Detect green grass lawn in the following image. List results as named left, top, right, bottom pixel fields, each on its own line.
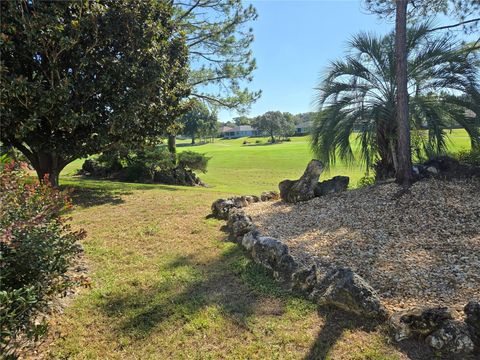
left=45, top=179, right=421, bottom=359
left=62, top=129, right=471, bottom=195
left=46, top=130, right=471, bottom=358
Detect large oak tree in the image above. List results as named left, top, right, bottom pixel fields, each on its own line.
left=1, top=0, right=190, bottom=186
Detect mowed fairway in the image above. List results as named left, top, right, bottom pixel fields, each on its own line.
left=62, top=129, right=472, bottom=195
left=47, top=131, right=471, bottom=359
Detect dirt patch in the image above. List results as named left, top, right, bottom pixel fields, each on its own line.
left=245, top=179, right=480, bottom=316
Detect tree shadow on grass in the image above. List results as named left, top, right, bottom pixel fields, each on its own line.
left=67, top=186, right=130, bottom=208
left=99, top=245, right=292, bottom=341
left=304, top=307, right=378, bottom=360
left=63, top=179, right=180, bottom=208
left=305, top=307, right=435, bottom=360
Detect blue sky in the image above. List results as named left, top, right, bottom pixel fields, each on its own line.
left=217, top=0, right=471, bottom=122
left=218, top=0, right=393, bottom=122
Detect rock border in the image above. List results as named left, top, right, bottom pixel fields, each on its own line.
left=211, top=192, right=480, bottom=356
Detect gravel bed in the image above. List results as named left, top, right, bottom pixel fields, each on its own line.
left=245, top=179, right=480, bottom=315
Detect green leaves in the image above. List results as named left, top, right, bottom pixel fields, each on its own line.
left=174, top=0, right=260, bottom=110
left=1, top=0, right=190, bottom=182
left=0, top=166, right=85, bottom=354
left=312, top=23, right=479, bottom=176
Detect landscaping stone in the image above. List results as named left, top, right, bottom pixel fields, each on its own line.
left=260, top=191, right=279, bottom=201
left=154, top=167, right=204, bottom=186
left=245, top=179, right=480, bottom=315
left=250, top=236, right=291, bottom=272
left=311, top=267, right=387, bottom=319
left=244, top=195, right=260, bottom=204
left=314, top=175, right=349, bottom=197
left=279, top=160, right=324, bottom=203
left=425, top=320, right=475, bottom=354
left=419, top=155, right=480, bottom=179
left=211, top=198, right=236, bottom=220
left=211, top=196, right=255, bottom=220
left=465, top=300, right=480, bottom=347
left=242, top=230, right=260, bottom=251
left=389, top=307, right=453, bottom=341
left=292, top=264, right=318, bottom=294
left=218, top=184, right=478, bottom=356
left=227, top=209, right=255, bottom=242
left=231, top=196, right=249, bottom=208
left=273, top=253, right=299, bottom=282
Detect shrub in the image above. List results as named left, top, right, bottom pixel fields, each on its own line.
left=0, top=164, right=85, bottom=355
left=81, top=147, right=210, bottom=184
left=357, top=175, right=376, bottom=188
left=126, top=146, right=175, bottom=181
left=455, top=149, right=480, bottom=166
left=177, top=151, right=210, bottom=173
left=255, top=139, right=262, bottom=144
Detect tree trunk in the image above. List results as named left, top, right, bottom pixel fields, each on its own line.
left=31, top=152, right=65, bottom=187
left=375, top=122, right=396, bottom=180
left=191, top=135, right=195, bottom=145
left=167, top=134, right=176, bottom=154
left=394, top=0, right=413, bottom=186
left=10, top=141, right=66, bottom=187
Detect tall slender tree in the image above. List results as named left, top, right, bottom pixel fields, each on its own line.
left=395, top=0, right=413, bottom=185
left=363, top=0, right=479, bottom=185
left=166, top=0, right=261, bottom=153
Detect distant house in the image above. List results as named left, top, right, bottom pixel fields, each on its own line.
left=220, top=125, right=261, bottom=139
left=295, top=121, right=312, bottom=135
left=218, top=125, right=234, bottom=137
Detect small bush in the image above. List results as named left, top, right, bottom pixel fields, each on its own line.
left=81, top=147, right=210, bottom=184
left=0, top=164, right=85, bottom=355
left=255, top=140, right=262, bottom=144
left=357, top=175, right=375, bottom=188
left=455, top=149, right=480, bottom=166
left=177, top=151, right=210, bottom=173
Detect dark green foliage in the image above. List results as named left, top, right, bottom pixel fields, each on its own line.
left=177, top=151, right=211, bottom=174
left=233, top=116, right=252, bottom=126
left=357, top=175, right=376, bottom=188
left=455, top=149, right=480, bottom=166
left=252, top=111, right=295, bottom=142
left=175, top=0, right=260, bottom=110
left=0, top=0, right=190, bottom=186
left=180, top=101, right=218, bottom=144
left=0, top=164, right=85, bottom=355
left=363, top=0, right=480, bottom=35
left=127, top=147, right=176, bottom=182
left=82, top=147, right=210, bottom=184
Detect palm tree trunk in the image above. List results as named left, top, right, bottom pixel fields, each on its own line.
left=395, top=0, right=413, bottom=186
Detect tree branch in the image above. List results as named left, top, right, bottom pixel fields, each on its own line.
left=427, top=17, right=480, bottom=32
left=191, top=93, right=238, bottom=108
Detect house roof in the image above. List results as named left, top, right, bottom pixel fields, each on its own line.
left=465, top=109, right=476, bottom=118
left=296, top=121, right=313, bottom=128
left=222, top=125, right=256, bottom=132
left=219, top=125, right=233, bottom=132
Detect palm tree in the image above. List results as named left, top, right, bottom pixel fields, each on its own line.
left=311, top=24, right=479, bottom=179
